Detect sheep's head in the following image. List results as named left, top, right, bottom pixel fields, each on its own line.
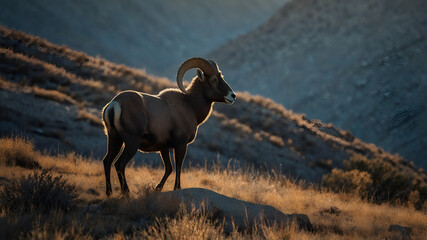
left=177, top=57, right=236, bottom=104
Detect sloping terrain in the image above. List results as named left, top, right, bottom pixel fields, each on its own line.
left=210, top=0, right=427, bottom=167
left=0, top=25, right=425, bottom=188
left=1, top=137, right=426, bottom=239
left=0, top=0, right=287, bottom=78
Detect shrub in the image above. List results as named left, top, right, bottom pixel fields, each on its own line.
left=0, top=170, right=78, bottom=213
left=0, top=137, right=41, bottom=169
left=323, top=154, right=426, bottom=207
left=322, top=169, right=372, bottom=195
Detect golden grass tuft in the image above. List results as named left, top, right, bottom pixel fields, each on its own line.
left=0, top=137, right=41, bottom=169
left=32, top=86, right=77, bottom=105
left=78, top=108, right=103, bottom=126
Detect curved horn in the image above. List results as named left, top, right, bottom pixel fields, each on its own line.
left=208, top=60, right=220, bottom=72
left=176, top=57, right=217, bottom=94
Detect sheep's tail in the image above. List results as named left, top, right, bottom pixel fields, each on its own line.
left=102, top=101, right=121, bottom=135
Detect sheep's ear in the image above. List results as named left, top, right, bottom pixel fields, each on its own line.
left=197, top=69, right=206, bottom=81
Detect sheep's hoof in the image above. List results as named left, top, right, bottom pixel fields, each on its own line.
left=155, top=185, right=163, bottom=192
left=120, top=189, right=130, bottom=198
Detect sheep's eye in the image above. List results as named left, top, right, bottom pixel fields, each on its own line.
left=209, top=77, right=218, bottom=85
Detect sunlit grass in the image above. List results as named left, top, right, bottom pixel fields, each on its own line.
left=0, top=137, right=41, bottom=169
left=1, top=136, right=426, bottom=239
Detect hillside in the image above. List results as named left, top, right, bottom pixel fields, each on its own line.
left=1, top=26, right=426, bottom=209
left=1, top=137, right=426, bottom=239
left=210, top=0, right=427, bottom=168
left=0, top=0, right=287, bottom=79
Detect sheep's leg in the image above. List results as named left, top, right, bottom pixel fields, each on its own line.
left=155, top=149, right=172, bottom=191
left=114, top=141, right=139, bottom=197
left=103, top=131, right=123, bottom=197
left=173, top=145, right=187, bottom=190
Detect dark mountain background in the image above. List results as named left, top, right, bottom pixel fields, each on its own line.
left=0, top=0, right=287, bottom=78
left=210, top=0, right=427, bottom=168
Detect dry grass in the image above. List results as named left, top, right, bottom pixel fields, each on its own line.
left=0, top=137, right=41, bottom=169
left=139, top=206, right=224, bottom=240
left=0, top=78, right=76, bottom=106
left=1, top=25, right=173, bottom=96
left=0, top=137, right=426, bottom=239
left=0, top=170, right=78, bottom=213
left=213, top=111, right=285, bottom=147
left=0, top=47, right=106, bottom=91
left=32, top=86, right=77, bottom=105
left=235, top=91, right=392, bottom=158
left=78, top=108, right=103, bottom=126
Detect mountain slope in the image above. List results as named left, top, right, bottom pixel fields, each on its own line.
left=210, top=0, right=427, bottom=167
left=0, top=25, right=424, bottom=187
left=0, top=0, right=287, bottom=79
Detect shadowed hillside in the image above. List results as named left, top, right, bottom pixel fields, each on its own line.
left=1, top=26, right=426, bottom=208
left=0, top=0, right=287, bottom=79
left=211, top=0, right=427, bottom=168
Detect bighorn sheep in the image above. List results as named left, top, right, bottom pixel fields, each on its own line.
left=102, top=57, right=236, bottom=196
